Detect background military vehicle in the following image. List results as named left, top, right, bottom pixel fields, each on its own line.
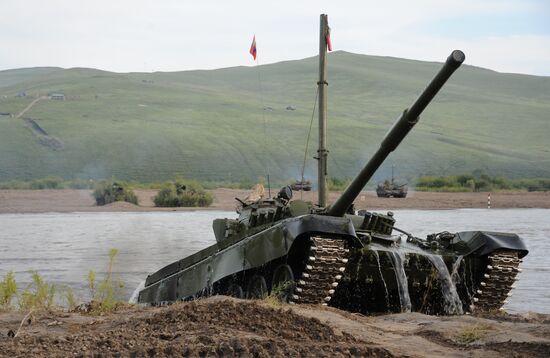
left=291, top=179, right=312, bottom=192
left=376, top=166, right=408, bottom=198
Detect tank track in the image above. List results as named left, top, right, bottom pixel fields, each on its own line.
left=470, top=250, right=522, bottom=311
left=289, top=237, right=349, bottom=305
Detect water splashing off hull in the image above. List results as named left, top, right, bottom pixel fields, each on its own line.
left=129, top=280, right=146, bottom=304
left=387, top=250, right=412, bottom=312
left=451, top=255, right=464, bottom=283
left=373, top=250, right=390, bottom=309
left=426, top=255, right=464, bottom=315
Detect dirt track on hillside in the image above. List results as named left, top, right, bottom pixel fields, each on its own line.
left=0, top=189, right=548, bottom=214
left=0, top=297, right=549, bottom=357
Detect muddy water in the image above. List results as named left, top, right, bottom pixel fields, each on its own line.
left=0, top=209, right=548, bottom=313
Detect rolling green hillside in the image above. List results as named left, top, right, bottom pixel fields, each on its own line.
left=0, top=51, right=548, bottom=183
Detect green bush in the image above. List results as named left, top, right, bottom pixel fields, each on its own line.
left=92, top=180, right=138, bottom=206
left=29, top=176, right=64, bottom=189
left=154, top=180, right=213, bottom=207
left=327, top=177, right=352, bottom=191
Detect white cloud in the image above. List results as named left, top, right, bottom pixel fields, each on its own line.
left=360, top=34, right=550, bottom=76
left=464, top=35, right=550, bottom=75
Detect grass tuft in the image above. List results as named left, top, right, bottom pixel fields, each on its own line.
left=18, top=272, right=56, bottom=311
left=64, top=286, right=76, bottom=311
left=0, top=271, right=17, bottom=310
left=262, top=282, right=293, bottom=308
left=86, top=249, right=127, bottom=314
left=455, top=324, right=492, bottom=344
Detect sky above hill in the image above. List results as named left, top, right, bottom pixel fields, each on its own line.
left=1, top=0, right=548, bottom=75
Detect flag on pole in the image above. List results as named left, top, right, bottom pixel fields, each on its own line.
left=249, top=35, right=257, bottom=60
left=326, top=27, right=332, bottom=51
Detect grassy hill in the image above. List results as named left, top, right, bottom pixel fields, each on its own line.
left=0, top=51, right=548, bottom=183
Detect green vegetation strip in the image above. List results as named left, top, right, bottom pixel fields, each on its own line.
left=416, top=172, right=550, bottom=192
left=1, top=173, right=548, bottom=193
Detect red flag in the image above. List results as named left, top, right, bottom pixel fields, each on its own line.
left=325, top=27, right=332, bottom=51
left=249, top=35, right=257, bottom=60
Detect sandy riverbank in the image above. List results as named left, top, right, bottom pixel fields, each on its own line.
left=0, top=297, right=549, bottom=357
left=0, top=189, right=549, bottom=214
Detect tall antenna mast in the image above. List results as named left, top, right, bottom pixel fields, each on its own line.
left=317, top=14, right=329, bottom=207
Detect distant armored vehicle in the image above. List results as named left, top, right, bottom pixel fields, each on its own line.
left=291, top=180, right=312, bottom=191
left=376, top=166, right=407, bottom=198
left=138, top=15, right=527, bottom=315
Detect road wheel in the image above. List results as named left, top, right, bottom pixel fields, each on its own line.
left=226, top=283, right=244, bottom=298
left=271, top=264, right=295, bottom=303
left=246, top=275, right=268, bottom=299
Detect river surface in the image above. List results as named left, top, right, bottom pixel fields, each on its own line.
left=0, top=209, right=548, bottom=313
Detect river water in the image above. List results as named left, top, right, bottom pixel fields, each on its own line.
left=0, top=209, right=548, bottom=313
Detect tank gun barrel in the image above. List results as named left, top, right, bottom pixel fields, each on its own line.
left=328, top=50, right=465, bottom=216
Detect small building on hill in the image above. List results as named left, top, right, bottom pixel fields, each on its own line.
left=48, top=93, right=65, bottom=100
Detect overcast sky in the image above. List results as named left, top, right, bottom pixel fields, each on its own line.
left=1, top=0, right=548, bottom=75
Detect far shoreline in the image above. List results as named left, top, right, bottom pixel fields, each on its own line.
left=1, top=188, right=549, bottom=214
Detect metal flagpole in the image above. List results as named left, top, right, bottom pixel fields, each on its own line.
left=251, top=36, right=271, bottom=198
left=317, top=14, right=329, bottom=207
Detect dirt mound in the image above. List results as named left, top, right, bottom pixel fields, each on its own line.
left=1, top=298, right=550, bottom=357
left=0, top=299, right=392, bottom=357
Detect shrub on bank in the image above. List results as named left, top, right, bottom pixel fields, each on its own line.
left=154, top=181, right=213, bottom=207
left=92, top=180, right=138, bottom=206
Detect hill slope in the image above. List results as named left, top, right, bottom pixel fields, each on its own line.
left=0, top=52, right=548, bottom=182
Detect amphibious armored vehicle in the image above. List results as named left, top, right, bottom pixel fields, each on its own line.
left=291, top=180, right=312, bottom=192
left=138, top=15, right=527, bottom=314
left=376, top=166, right=408, bottom=198
left=376, top=181, right=407, bottom=198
